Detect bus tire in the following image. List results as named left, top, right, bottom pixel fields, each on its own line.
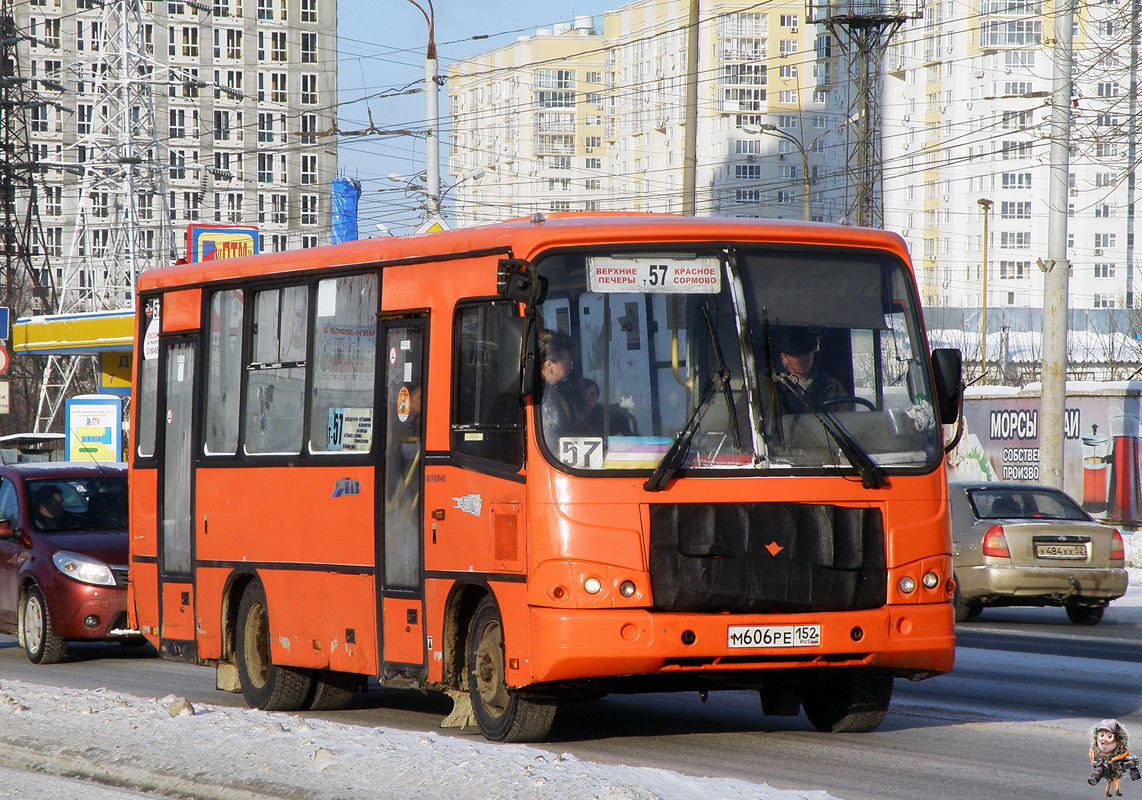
left=467, top=596, right=556, bottom=743
left=236, top=582, right=312, bottom=711
left=802, top=671, right=892, bottom=733
left=306, top=670, right=359, bottom=710
left=23, top=585, right=67, bottom=665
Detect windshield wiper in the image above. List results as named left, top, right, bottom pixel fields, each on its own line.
left=643, top=365, right=728, bottom=492
left=643, top=305, right=740, bottom=492
left=774, top=374, right=888, bottom=489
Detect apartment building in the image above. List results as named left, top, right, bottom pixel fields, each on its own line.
left=447, top=0, right=847, bottom=227
left=16, top=0, right=336, bottom=308
left=883, top=0, right=1137, bottom=311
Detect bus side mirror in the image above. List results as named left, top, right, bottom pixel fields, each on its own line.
left=497, top=316, right=539, bottom=397
left=931, top=348, right=963, bottom=425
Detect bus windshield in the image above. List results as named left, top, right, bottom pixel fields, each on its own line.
left=535, top=246, right=942, bottom=476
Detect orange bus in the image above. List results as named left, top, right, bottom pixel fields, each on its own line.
left=128, top=214, right=963, bottom=741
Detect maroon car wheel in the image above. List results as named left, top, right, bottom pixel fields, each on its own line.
left=23, top=586, right=67, bottom=665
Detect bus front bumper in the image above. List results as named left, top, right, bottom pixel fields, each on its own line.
left=524, top=603, right=954, bottom=686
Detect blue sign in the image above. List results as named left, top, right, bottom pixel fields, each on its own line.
left=0, top=307, right=8, bottom=340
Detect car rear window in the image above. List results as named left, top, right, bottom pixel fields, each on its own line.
left=968, top=488, right=1089, bottom=521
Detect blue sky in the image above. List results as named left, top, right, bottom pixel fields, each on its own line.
left=336, top=1, right=612, bottom=234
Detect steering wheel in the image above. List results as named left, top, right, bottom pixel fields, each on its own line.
left=820, top=396, right=876, bottom=411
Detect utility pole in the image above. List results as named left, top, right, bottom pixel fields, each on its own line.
left=406, top=0, right=440, bottom=220
left=1039, top=0, right=1075, bottom=489
left=681, top=0, right=699, bottom=216
left=978, top=198, right=992, bottom=382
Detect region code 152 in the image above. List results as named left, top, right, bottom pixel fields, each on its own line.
left=726, top=624, right=822, bottom=649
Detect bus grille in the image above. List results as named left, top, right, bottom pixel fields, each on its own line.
left=648, top=503, right=886, bottom=613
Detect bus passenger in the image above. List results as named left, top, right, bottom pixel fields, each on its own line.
left=539, top=330, right=585, bottom=449
left=774, top=327, right=846, bottom=413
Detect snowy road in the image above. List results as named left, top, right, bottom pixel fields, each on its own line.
left=0, top=566, right=1137, bottom=799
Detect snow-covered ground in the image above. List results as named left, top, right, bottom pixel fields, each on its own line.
left=0, top=542, right=1137, bottom=800
left=0, top=679, right=840, bottom=800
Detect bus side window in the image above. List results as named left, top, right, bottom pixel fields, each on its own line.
left=308, top=274, right=377, bottom=454
left=244, top=284, right=309, bottom=455
left=451, top=301, right=524, bottom=468
left=204, top=288, right=245, bottom=455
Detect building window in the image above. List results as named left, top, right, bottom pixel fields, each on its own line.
left=301, top=73, right=318, bottom=105
left=301, top=154, right=317, bottom=184
left=1001, top=172, right=1032, bottom=189
left=301, top=0, right=317, bottom=22
left=1094, top=293, right=1116, bottom=308
left=301, top=194, right=318, bottom=225
left=302, top=234, right=318, bottom=248
left=271, top=72, right=287, bottom=103
left=735, top=164, right=762, bottom=180
left=182, top=26, right=199, bottom=57
left=1000, top=201, right=1031, bottom=219
left=736, top=189, right=762, bottom=204
left=999, top=231, right=1031, bottom=249
left=258, top=112, right=274, bottom=142
left=301, top=32, right=317, bottom=63
left=257, top=0, right=272, bottom=19
left=1094, top=263, right=1116, bottom=278
left=271, top=30, right=287, bottom=61
left=1095, top=232, right=1117, bottom=250
left=258, top=153, right=274, bottom=183
left=271, top=193, right=287, bottom=224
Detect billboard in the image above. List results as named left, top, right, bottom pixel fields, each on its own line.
left=947, top=383, right=1142, bottom=525
left=66, top=395, right=124, bottom=462
left=186, top=225, right=259, bottom=262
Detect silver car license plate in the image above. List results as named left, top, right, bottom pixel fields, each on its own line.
left=1035, top=543, right=1087, bottom=560
left=727, top=624, right=821, bottom=649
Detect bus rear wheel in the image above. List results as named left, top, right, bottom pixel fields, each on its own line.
left=802, top=671, right=892, bottom=733
left=467, top=596, right=556, bottom=743
left=236, top=582, right=312, bottom=711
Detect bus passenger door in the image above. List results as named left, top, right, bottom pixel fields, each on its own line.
left=377, top=318, right=426, bottom=676
left=158, top=339, right=197, bottom=648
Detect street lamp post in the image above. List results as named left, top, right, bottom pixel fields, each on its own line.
left=406, top=0, right=440, bottom=219
left=757, top=124, right=812, bottom=222
left=977, top=197, right=993, bottom=382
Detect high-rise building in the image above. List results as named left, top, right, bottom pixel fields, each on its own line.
left=883, top=0, right=1139, bottom=313
left=447, top=0, right=849, bottom=227
left=14, top=0, right=337, bottom=309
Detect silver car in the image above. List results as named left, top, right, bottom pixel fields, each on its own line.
left=949, top=482, right=1129, bottom=625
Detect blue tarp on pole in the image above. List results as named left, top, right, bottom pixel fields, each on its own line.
left=331, top=177, right=362, bottom=244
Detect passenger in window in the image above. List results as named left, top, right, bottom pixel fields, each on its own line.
left=539, top=330, right=587, bottom=448
left=582, top=377, right=637, bottom=437
left=773, top=327, right=846, bottom=413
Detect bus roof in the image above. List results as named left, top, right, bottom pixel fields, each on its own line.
left=137, top=214, right=911, bottom=292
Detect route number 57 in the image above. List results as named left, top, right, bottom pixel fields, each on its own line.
left=559, top=437, right=604, bottom=469
left=647, top=263, right=669, bottom=286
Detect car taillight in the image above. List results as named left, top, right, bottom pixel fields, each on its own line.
left=1110, top=529, right=1125, bottom=561
left=982, top=524, right=1011, bottom=558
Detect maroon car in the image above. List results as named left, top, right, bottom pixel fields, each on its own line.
left=0, top=462, right=134, bottom=663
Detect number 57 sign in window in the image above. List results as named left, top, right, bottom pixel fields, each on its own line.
left=558, top=437, right=604, bottom=469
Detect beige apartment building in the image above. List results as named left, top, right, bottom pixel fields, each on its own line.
left=447, top=0, right=848, bottom=228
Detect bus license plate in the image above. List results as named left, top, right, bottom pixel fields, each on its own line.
left=1035, top=543, right=1087, bottom=560
left=727, top=624, right=821, bottom=649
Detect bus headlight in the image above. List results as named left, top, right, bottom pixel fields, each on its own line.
left=619, top=580, right=636, bottom=598
left=583, top=577, right=603, bottom=595
left=922, top=571, right=940, bottom=590
left=898, top=576, right=916, bottom=594
left=52, top=551, right=116, bottom=587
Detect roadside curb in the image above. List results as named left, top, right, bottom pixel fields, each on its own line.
left=0, top=738, right=314, bottom=800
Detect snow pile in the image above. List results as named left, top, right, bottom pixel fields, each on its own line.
left=1123, top=531, right=1142, bottom=568
left=0, top=681, right=838, bottom=800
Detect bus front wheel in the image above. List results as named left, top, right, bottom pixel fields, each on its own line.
left=235, top=582, right=312, bottom=711
left=802, top=671, right=892, bottom=733
left=466, top=596, right=556, bottom=743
